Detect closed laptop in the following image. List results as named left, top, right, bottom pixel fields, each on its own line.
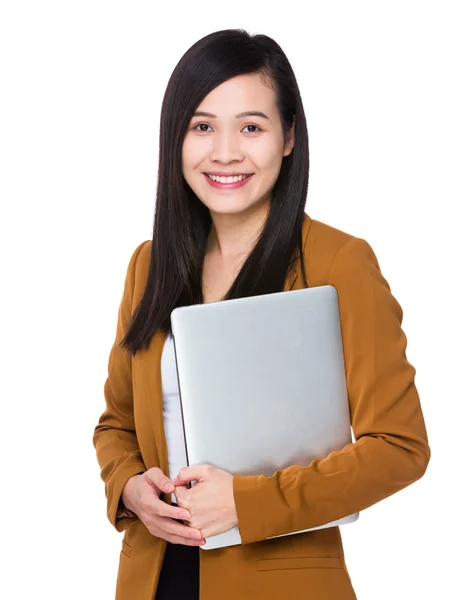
left=170, top=285, right=359, bottom=550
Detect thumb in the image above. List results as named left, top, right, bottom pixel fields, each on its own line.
left=173, top=466, right=205, bottom=486
left=146, top=468, right=175, bottom=494
left=162, top=479, right=175, bottom=493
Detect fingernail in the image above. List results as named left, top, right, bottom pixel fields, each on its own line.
left=164, top=482, right=174, bottom=493
left=180, top=510, right=190, bottom=519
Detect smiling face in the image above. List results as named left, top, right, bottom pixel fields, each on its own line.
left=182, top=72, right=294, bottom=219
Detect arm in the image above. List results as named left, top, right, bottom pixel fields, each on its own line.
left=92, top=240, right=149, bottom=533
left=233, top=237, right=430, bottom=545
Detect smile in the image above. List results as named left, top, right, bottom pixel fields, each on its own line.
left=204, top=173, right=254, bottom=189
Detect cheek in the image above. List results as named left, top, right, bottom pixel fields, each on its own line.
left=249, top=141, right=284, bottom=172
left=182, top=137, right=207, bottom=172
left=253, top=153, right=283, bottom=190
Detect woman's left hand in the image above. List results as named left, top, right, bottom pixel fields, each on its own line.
left=173, top=465, right=238, bottom=539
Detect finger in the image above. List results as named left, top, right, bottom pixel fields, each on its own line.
left=147, top=468, right=175, bottom=494
left=153, top=498, right=190, bottom=520
left=167, top=534, right=207, bottom=547
left=173, top=478, right=192, bottom=492
left=172, top=475, right=190, bottom=487
left=157, top=517, right=203, bottom=541
left=149, top=524, right=205, bottom=546
left=174, top=466, right=205, bottom=485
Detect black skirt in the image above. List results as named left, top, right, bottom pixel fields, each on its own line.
left=154, top=503, right=200, bottom=599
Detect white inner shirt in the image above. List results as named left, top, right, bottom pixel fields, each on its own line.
left=160, top=332, right=188, bottom=504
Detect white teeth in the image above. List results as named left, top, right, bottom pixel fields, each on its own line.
left=207, top=174, right=250, bottom=183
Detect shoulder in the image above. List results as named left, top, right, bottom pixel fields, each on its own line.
left=125, top=239, right=151, bottom=273
left=303, top=213, right=381, bottom=287
left=124, top=239, right=152, bottom=302
left=131, top=239, right=152, bottom=269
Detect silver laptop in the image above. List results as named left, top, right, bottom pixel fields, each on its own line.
left=170, top=285, right=359, bottom=550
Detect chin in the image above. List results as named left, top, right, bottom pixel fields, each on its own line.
left=205, top=201, right=259, bottom=216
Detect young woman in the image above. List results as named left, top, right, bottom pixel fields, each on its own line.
left=93, top=29, right=430, bottom=600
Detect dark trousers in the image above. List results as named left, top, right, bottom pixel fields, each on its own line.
left=154, top=504, right=200, bottom=599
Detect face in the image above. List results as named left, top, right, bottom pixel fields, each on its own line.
left=181, top=73, right=294, bottom=220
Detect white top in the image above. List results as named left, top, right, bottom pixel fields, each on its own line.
left=160, top=332, right=187, bottom=504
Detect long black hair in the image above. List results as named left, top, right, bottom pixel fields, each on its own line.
left=122, top=28, right=310, bottom=355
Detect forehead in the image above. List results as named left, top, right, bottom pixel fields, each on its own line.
left=195, top=73, right=276, bottom=114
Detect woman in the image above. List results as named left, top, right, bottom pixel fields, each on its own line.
left=93, top=29, right=430, bottom=600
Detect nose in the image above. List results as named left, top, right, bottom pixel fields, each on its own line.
left=209, top=130, right=244, bottom=164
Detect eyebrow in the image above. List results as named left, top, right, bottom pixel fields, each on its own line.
left=193, top=110, right=270, bottom=120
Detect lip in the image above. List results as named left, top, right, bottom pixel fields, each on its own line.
left=204, top=172, right=254, bottom=176
left=204, top=173, right=254, bottom=190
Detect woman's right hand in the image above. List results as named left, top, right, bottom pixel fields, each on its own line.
left=121, top=467, right=206, bottom=546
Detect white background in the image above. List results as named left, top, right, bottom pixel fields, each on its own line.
left=1, top=1, right=456, bottom=598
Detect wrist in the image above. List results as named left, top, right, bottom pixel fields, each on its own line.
left=120, top=473, right=143, bottom=516
left=117, top=498, right=136, bottom=519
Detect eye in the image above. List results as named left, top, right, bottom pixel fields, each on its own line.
left=193, top=123, right=213, bottom=132
left=242, top=124, right=262, bottom=133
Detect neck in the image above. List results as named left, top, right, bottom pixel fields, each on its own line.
left=206, top=200, right=270, bottom=262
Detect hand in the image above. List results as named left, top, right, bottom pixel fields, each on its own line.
left=173, top=465, right=238, bottom=539
left=120, top=467, right=206, bottom=546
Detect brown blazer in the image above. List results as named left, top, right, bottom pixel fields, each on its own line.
left=93, top=212, right=430, bottom=600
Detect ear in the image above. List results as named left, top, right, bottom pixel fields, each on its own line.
left=283, top=115, right=295, bottom=157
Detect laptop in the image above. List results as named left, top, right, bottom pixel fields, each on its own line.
left=170, top=285, right=359, bottom=550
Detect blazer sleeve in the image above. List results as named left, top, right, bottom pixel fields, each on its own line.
left=232, top=237, right=431, bottom=545
left=92, top=240, right=149, bottom=533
